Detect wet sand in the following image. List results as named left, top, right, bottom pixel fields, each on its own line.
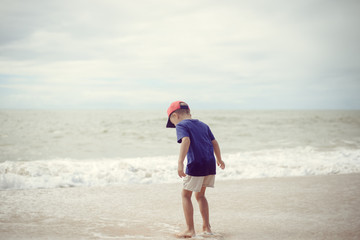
left=1, top=174, right=360, bottom=239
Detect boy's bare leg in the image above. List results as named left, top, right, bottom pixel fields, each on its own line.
left=178, top=189, right=195, bottom=238
left=195, top=187, right=212, bottom=233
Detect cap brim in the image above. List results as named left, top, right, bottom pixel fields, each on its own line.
left=166, top=117, right=175, bottom=128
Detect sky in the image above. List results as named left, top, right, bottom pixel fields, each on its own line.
left=0, top=0, right=359, bottom=110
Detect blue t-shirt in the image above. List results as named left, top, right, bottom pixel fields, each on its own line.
left=176, top=119, right=216, bottom=176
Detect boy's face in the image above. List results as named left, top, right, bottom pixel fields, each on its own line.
left=169, top=112, right=180, bottom=126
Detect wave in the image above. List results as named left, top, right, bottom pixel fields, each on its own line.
left=1, top=147, right=360, bottom=190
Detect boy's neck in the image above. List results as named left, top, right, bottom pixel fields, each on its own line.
left=179, top=114, right=192, bottom=122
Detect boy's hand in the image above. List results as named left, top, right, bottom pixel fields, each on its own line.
left=178, top=163, right=187, bottom=178
left=217, top=159, right=225, bottom=170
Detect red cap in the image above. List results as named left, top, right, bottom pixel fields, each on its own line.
left=166, top=101, right=190, bottom=128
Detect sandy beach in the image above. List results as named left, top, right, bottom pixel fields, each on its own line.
left=1, top=174, right=360, bottom=240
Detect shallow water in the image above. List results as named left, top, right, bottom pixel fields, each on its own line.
left=1, top=175, right=359, bottom=240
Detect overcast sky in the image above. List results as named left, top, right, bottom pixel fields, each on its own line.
left=0, top=0, right=359, bottom=110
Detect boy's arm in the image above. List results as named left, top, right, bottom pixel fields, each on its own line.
left=178, top=137, right=190, bottom=178
left=212, top=139, right=225, bottom=170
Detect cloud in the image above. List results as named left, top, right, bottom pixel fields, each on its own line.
left=0, top=0, right=359, bottom=109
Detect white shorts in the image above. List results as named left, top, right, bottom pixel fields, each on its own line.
left=183, top=175, right=215, bottom=192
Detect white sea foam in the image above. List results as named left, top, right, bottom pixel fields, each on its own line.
left=1, top=147, right=359, bottom=190
left=219, top=147, right=360, bottom=180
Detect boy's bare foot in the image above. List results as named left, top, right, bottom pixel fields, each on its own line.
left=200, top=231, right=214, bottom=237
left=176, top=229, right=195, bottom=238
left=200, top=225, right=212, bottom=235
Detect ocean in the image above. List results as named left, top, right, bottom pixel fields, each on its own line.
left=1, top=110, right=360, bottom=190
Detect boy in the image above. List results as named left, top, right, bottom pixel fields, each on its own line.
left=166, top=101, right=225, bottom=238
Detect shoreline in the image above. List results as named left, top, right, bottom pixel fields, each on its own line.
left=1, top=174, right=360, bottom=239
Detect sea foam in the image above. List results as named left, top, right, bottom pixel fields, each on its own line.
left=1, top=147, right=360, bottom=190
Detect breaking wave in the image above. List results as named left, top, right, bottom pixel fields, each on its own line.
left=1, top=147, right=360, bottom=190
